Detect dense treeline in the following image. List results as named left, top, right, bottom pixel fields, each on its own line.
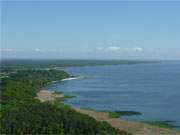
left=1, top=103, right=127, bottom=135
left=0, top=69, right=129, bottom=135
left=0, top=69, right=70, bottom=113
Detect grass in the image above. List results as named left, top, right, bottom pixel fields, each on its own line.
left=145, top=121, right=176, bottom=128
left=80, top=107, right=97, bottom=111
left=108, top=111, right=142, bottom=118
left=55, top=95, right=76, bottom=102
left=75, top=108, right=142, bottom=119
left=53, top=91, right=63, bottom=95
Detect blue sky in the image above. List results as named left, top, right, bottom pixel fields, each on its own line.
left=1, top=1, right=180, bottom=60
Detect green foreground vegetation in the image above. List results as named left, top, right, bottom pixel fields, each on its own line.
left=0, top=69, right=70, bottom=113
left=0, top=69, right=130, bottom=135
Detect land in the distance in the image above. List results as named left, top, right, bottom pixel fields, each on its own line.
left=0, top=59, right=158, bottom=71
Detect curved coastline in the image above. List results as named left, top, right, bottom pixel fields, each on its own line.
left=38, top=78, right=180, bottom=135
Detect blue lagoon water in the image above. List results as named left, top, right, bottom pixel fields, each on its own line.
left=43, top=61, right=180, bottom=126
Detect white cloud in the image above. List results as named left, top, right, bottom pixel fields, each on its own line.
left=106, top=46, right=120, bottom=51
left=96, top=47, right=104, bottom=51
left=96, top=46, right=144, bottom=53
left=96, top=46, right=121, bottom=52
left=34, top=48, right=41, bottom=52
left=0, top=48, right=62, bottom=53
left=0, top=48, right=14, bottom=52
left=0, top=48, right=24, bottom=52
left=133, top=47, right=143, bottom=52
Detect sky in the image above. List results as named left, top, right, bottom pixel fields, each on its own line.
left=1, top=1, right=180, bottom=60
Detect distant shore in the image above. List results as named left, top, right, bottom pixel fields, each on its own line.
left=36, top=89, right=180, bottom=135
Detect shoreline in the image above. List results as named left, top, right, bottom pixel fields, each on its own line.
left=61, top=76, right=83, bottom=81
left=46, top=77, right=83, bottom=85
left=36, top=90, right=180, bottom=135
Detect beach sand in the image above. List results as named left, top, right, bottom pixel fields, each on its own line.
left=61, top=77, right=83, bottom=81
left=36, top=90, right=64, bottom=102
left=36, top=90, right=180, bottom=135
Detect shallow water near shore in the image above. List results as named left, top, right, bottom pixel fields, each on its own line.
left=43, top=61, right=180, bottom=127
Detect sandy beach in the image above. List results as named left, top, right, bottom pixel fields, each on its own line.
left=61, top=77, right=83, bottom=81
left=36, top=90, right=64, bottom=102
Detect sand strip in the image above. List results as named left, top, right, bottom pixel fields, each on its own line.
left=35, top=90, right=64, bottom=102
left=61, top=77, right=83, bottom=81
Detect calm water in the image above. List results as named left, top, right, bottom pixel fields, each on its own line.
left=44, top=61, right=180, bottom=126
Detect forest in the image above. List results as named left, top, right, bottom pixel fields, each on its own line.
left=0, top=69, right=129, bottom=135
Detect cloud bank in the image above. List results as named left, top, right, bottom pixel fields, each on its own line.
left=96, top=46, right=144, bottom=53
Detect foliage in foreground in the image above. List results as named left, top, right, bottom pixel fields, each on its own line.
left=0, top=69, right=70, bottom=113
left=1, top=103, right=129, bottom=135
